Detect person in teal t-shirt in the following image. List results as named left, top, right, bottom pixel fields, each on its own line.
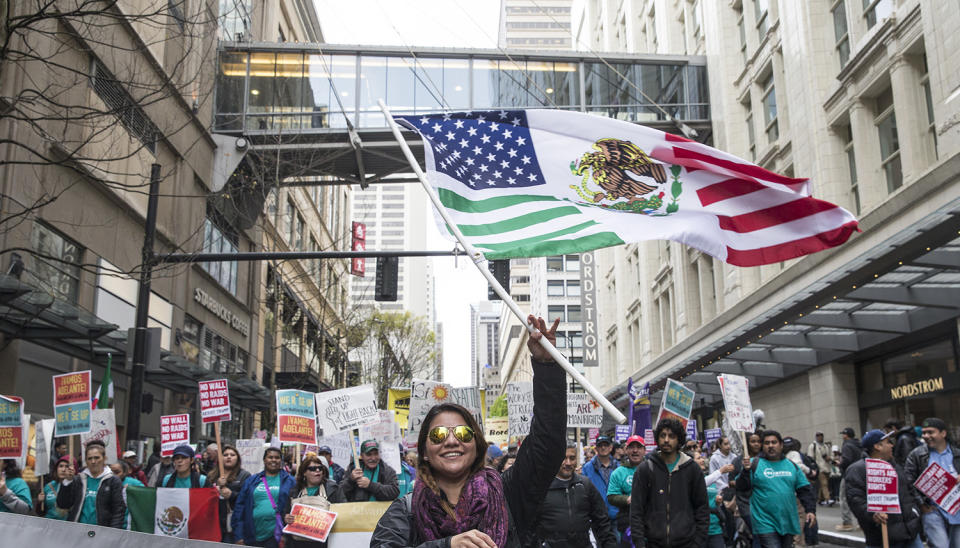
left=111, top=461, right=144, bottom=528
left=737, top=430, right=817, bottom=548
left=0, top=460, right=33, bottom=514
left=232, top=446, right=296, bottom=546
left=607, top=434, right=647, bottom=542
left=41, top=457, right=74, bottom=520
left=162, top=445, right=208, bottom=488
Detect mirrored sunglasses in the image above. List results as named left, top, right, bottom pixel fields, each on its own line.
left=428, top=425, right=475, bottom=445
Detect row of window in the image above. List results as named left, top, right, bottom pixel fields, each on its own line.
left=547, top=279, right=581, bottom=297
left=547, top=304, right=584, bottom=323
left=546, top=254, right=580, bottom=272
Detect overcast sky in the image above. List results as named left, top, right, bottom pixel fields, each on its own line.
left=316, top=0, right=501, bottom=387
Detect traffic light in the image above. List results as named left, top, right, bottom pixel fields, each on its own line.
left=487, top=259, right=510, bottom=300
left=375, top=256, right=398, bottom=301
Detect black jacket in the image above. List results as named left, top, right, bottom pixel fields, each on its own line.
left=892, top=429, right=921, bottom=468
left=903, top=442, right=960, bottom=506
left=533, top=474, right=617, bottom=548
left=840, top=438, right=861, bottom=474
left=629, top=451, right=709, bottom=548
left=369, top=358, right=567, bottom=547
left=340, top=460, right=400, bottom=501
left=212, top=469, right=252, bottom=539
left=844, top=458, right=920, bottom=545
left=282, top=480, right=346, bottom=548
left=56, top=470, right=125, bottom=528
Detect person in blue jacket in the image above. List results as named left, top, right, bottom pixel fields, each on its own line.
left=233, top=447, right=296, bottom=547
left=582, top=435, right=620, bottom=526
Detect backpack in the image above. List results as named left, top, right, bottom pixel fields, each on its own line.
left=800, top=453, right=819, bottom=481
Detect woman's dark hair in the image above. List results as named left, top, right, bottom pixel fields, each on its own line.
left=416, top=403, right=488, bottom=518
left=497, top=453, right=516, bottom=473
left=654, top=418, right=687, bottom=446
left=208, top=444, right=242, bottom=484
left=295, top=455, right=328, bottom=492
left=761, top=429, right=783, bottom=445
left=264, top=446, right=283, bottom=459
left=115, top=460, right=132, bottom=476
left=2, top=459, right=22, bottom=479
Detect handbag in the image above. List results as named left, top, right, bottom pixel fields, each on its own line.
left=261, top=476, right=286, bottom=546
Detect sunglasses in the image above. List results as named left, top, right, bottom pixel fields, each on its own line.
left=305, top=466, right=324, bottom=472
left=428, top=425, right=475, bottom=445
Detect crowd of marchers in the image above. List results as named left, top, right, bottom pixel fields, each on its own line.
left=2, top=316, right=959, bottom=548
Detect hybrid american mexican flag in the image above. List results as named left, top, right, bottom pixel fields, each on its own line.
left=396, top=110, right=858, bottom=266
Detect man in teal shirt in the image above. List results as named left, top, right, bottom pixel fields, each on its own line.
left=233, top=447, right=295, bottom=547
left=607, top=435, right=646, bottom=545
left=737, top=430, right=817, bottom=548
left=161, top=445, right=208, bottom=487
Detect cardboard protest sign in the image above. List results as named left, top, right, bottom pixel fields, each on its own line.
left=643, top=428, right=655, bottom=451
left=277, top=389, right=318, bottom=445
left=485, top=416, right=509, bottom=446
left=387, top=388, right=410, bottom=430
left=53, top=371, right=92, bottom=436
left=705, top=428, right=723, bottom=448
left=315, top=385, right=378, bottom=435
left=507, top=381, right=533, bottom=438
left=913, top=462, right=960, bottom=515
left=614, top=424, right=630, bottom=443
left=360, top=410, right=401, bottom=473
left=656, top=378, right=694, bottom=429
left=327, top=501, right=393, bottom=547
left=567, top=392, right=603, bottom=428
left=283, top=503, right=337, bottom=542
left=33, top=418, right=56, bottom=475
left=160, top=414, right=191, bottom=457
left=236, top=439, right=267, bottom=475
left=198, top=379, right=231, bottom=423
left=407, top=380, right=484, bottom=443
left=318, top=430, right=354, bottom=470
left=0, top=395, right=24, bottom=459
left=81, top=408, right=118, bottom=464
left=717, top=374, right=754, bottom=432
left=686, top=419, right=698, bottom=442
left=865, top=458, right=901, bottom=513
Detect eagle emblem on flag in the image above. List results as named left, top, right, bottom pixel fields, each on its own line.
left=570, top=138, right=682, bottom=216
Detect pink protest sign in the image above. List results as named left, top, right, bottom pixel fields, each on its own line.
left=160, top=414, right=191, bottom=457
left=865, top=459, right=900, bottom=513
left=198, top=379, right=231, bottom=423
left=914, top=462, right=960, bottom=515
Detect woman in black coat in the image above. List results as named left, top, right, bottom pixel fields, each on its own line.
left=208, top=444, right=252, bottom=543
left=283, top=453, right=346, bottom=548
left=370, top=315, right=566, bottom=548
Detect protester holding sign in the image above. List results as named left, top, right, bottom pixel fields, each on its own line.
left=904, top=417, right=960, bottom=548
left=56, top=439, right=125, bottom=527
left=844, top=429, right=921, bottom=548
left=282, top=454, right=346, bottom=548
left=233, top=446, right=296, bottom=547
left=341, top=440, right=400, bottom=502
left=208, top=444, right=252, bottom=543
left=370, top=315, right=566, bottom=548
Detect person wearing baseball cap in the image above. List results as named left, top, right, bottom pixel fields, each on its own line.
left=121, top=450, right=148, bottom=485
left=340, top=439, right=399, bottom=502
left=905, top=417, right=960, bottom=547
left=844, top=429, right=921, bottom=548
left=316, top=445, right=345, bottom=483
left=162, top=445, right=208, bottom=488
left=582, top=433, right=620, bottom=529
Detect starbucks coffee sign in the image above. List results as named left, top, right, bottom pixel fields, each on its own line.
left=194, top=287, right=250, bottom=337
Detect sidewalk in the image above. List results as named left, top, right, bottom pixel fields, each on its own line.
left=815, top=503, right=865, bottom=547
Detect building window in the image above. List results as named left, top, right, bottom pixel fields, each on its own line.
left=736, top=6, right=747, bottom=64
left=546, top=257, right=564, bottom=272
left=547, top=280, right=564, bottom=297
left=842, top=125, right=860, bottom=213
left=567, top=305, right=582, bottom=322
left=743, top=97, right=756, bottom=161
left=202, top=217, right=239, bottom=294
left=862, top=0, right=891, bottom=30
left=832, top=0, right=850, bottom=69
left=874, top=87, right=901, bottom=192
left=760, top=70, right=778, bottom=143
left=295, top=214, right=304, bottom=251
left=200, top=325, right=248, bottom=375
left=565, top=254, right=580, bottom=271
left=921, top=54, right=937, bottom=159
left=567, top=280, right=581, bottom=297
left=29, top=222, right=82, bottom=303
left=754, top=0, right=769, bottom=40
left=547, top=305, right=565, bottom=323
left=90, top=58, right=158, bottom=154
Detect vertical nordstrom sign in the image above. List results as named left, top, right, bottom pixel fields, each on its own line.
left=580, top=252, right=599, bottom=367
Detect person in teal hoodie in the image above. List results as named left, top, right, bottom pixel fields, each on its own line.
left=0, top=459, right=32, bottom=514
left=162, top=445, right=208, bottom=487
left=38, top=455, right=75, bottom=519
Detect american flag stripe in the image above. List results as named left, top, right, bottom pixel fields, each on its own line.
left=696, top=178, right=768, bottom=206
left=700, top=187, right=806, bottom=217
left=663, top=133, right=809, bottom=191
left=652, top=145, right=809, bottom=195
left=716, top=198, right=842, bottom=233
left=725, top=221, right=860, bottom=267
left=716, top=208, right=855, bottom=250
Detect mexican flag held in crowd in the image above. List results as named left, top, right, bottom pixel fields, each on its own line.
left=127, top=485, right=220, bottom=541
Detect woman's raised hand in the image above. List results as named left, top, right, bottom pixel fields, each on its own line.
left=526, top=315, right=559, bottom=363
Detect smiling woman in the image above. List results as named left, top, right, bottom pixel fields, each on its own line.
left=371, top=315, right=566, bottom=548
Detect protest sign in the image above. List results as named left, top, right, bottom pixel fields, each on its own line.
left=865, top=458, right=900, bottom=513
left=705, top=428, right=723, bottom=448
left=686, top=419, right=698, bottom=442
left=283, top=503, right=337, bottom=542
left=507, top=381, right=533, bottom=438
left=198, top=379, right=231, bottom=423
left=360, top=410, right=401, bottom=473
left=614, top=424, right=630, bottom=443
left=656, top=378, right=694, bottom=429
left=386, top=388, right=410, bottom=430
left=160, top=414, right=191, bottom=457
left=277, top=389, right=318, bottom=445
left=717, top=374, right=754, bottom=432
left=52, top=371, right=91, bottom=436
left=81, top=408, right=118, bottom=464
left=318, top=430, right=354, bottom=470
left=236, top=439, right=267, bottom=475
left=0, top=395, right=23, bottom=459
left=913, top=462, right=960, bottom=515
left=16, top=414, right=29, bottom=469
left=588, top=428, right=600, bottom=444
left=643, top=429, right=655, bottom=451
left=327, top=501, right=393, bottom=547
left=34, top=419, right=56, bottom=475
left=485, top=416, right=509, bottom=447
left=567, top=392, right=603, bottom=428
left=316, top=385, right=378, bottom=435
left=407, top=380, right=484, bottom=443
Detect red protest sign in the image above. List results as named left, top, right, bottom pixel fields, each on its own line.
left=282, top=503, right=337, bottom=542
left=198, top=379, right=231, bottom=424
left=160, top=414, right=191, bottom=457
left=914, top=462, right=960, bottom=515
left=0, top=396, right=24, bottom=459
left=53, top=371, right=91, bottom=406
left=866, top=458, right=900, bottom=514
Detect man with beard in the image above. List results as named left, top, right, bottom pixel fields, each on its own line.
left=534, top=441, right=617, bottom=547
left=629, top=419, right=708, bottom=548
left=738, top=430, right=817, bottom=548
left=608, top=435, right=647, bottom=546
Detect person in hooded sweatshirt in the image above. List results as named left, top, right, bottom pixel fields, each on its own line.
left=629, top=418, right=709, bottom=548
left=56, top=439, right=125, bottom=527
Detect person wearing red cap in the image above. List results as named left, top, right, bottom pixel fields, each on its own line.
left=607, top=434, right=647, bottom=546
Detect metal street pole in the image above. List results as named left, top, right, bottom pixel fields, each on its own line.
left=126, top=163, right=161, bottom=445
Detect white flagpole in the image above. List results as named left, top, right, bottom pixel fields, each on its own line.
left=377, top=100, right=626, bottom=424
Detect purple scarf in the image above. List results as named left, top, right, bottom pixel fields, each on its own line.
left=412, top=467, right=509, bottom=545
